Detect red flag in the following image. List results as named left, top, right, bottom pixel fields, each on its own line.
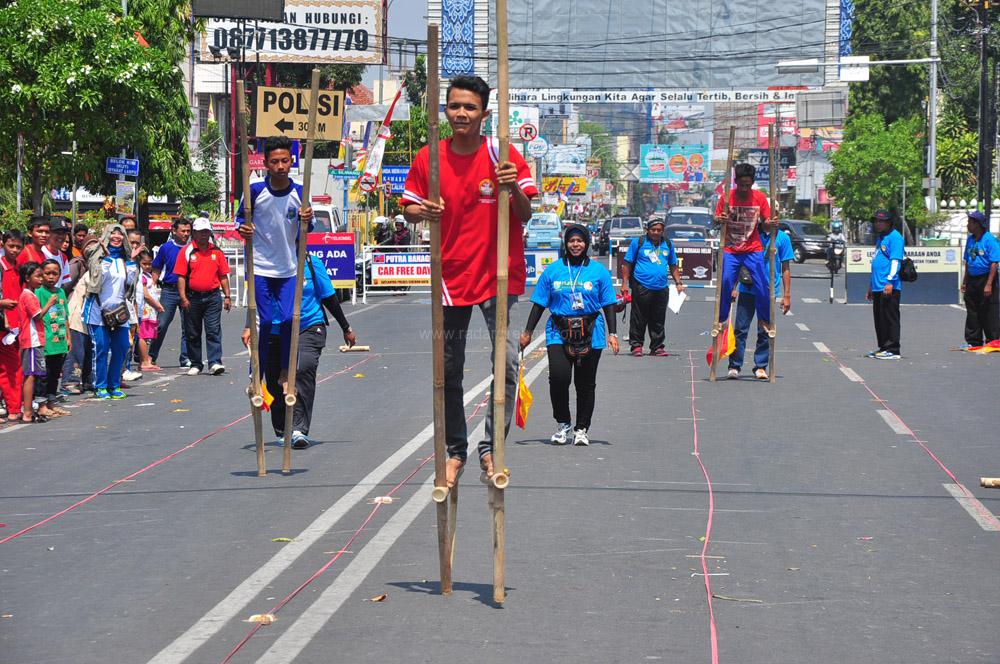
left=135, top=31, right=150, bottom=48
left=705, top=319, right=736, bottom=366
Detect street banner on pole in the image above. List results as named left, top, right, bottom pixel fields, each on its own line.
left=115, top=180, right=136, bottom=215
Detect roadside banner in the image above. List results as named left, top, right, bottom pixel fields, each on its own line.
left=371, top=250, right=431, bottom=286
left=525, top=250, right=559, bottom=285
left=639, top=144, right=709, bottom=183
left=674, top=241, right=714, bottom=281
left=115, top=180, right=136, bottom=215
left=845, top=245, right=961, bottom=304
left=307, top=232, right=356, bottom=288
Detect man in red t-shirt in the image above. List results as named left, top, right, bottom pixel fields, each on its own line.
left=174, top=218, right=231, bottom=376
left=713, top=163, right=775, bottom=329
left=401, top=75, right=538, bottom=483
left=16, top=216, right=50, bottom=267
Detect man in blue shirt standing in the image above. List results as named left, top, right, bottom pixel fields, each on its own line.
left=867, top=209, right=904, bottom=359
left=728, top=226, right=793, bottom=379
left=961, top=210, right=1000, bottom=346
left=621, top=218, right=686, bottom=356
left=149, top=217, right=192, bottom=368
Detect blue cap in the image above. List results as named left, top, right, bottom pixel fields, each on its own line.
left=968, top=210, right=988, bottom=226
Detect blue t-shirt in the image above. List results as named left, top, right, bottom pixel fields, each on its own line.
left=739, top=229, right=794, bottom=298
left=964, top=232, right=1000, bottom=276
left=871, top=229, right=905, bottom=291
left=271, top=255, right=335, bottom=330
left=624, top=236, right=677, bottom=290
left=531, top=259, right=617, bottom=349
left=152, top=238, right=186, bottom=286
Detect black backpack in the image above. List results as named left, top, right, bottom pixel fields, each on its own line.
left=879, top=245, right=918, bottom=282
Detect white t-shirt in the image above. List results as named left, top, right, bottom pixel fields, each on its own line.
left=235, top=177, right=308, bottom=279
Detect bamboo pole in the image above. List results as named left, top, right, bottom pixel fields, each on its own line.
left=767, top=123, right=778, bottom=383
left=425, top=24, right=454, bottom=596
left=710, top=126, right=736, bottom=381
left=236, top=80, right=266, bottom=477
left=282, top=68, right=321, bottom=474
left=491, top=0, right=511, bottom=606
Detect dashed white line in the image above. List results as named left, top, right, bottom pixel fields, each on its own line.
left=942, top=484, right=1000, bottom=531
left=812, top=342, right=830, bottom=353
left=802, top=297, right=821, bottom=303
left=839, top=366, right=864, bottom=382
left=795, top=323, right=810, bottom=332
left=876, top=409, right=909, bottom=434
left=949, top=304, right=966, bottom=311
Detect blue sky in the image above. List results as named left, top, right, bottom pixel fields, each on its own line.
left=362, top=1, right=426, bottom=87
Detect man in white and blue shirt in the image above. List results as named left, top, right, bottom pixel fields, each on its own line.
left=961, top=210, right=999, bottom=345
left=728, top=227, right=793, bottom=379
left=236, top=136, right=313, bottom=380
left=621, top=219, right=686, bottom=356
left=867, top=209, right=905, bottom=359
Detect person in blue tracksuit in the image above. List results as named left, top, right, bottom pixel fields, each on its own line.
left=519, top=224, right=618, bottom=447
left=867, top=209, right=904, bottom=359
left=236, top=135, right=314, bottom=386
left=728, top=227, right=794, bottom=379
left=961, top=210, right=1000, bottom=345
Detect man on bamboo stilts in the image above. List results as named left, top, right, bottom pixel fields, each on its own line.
left=713, top=163, right=774, bottom=338
left=401, top=76, right=538, bottom=486
left=235, top=136, right=314, bottom=390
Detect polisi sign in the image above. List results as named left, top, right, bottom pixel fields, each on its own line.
left=255, top=86, right=345, bottom=141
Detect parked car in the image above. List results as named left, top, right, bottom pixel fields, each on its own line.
left=778, top=219, right=829, bottom=263
left=310, top=203, right=344, bottom=233
left=597, top=216, right=644, bottom=255
left=666, top=206, right=715, bottom=237
left=664, top=224, right=708, bottom=241
left=525, top=212, right=562, bottom=250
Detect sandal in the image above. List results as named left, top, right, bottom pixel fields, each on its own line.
left=27, top=413, right=49, bottom=423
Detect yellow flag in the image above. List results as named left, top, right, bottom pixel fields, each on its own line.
left=514, top=361, right=533, bottom=429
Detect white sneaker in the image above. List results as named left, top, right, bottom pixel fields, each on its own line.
left=122, top=370, right=143, bottom=381
left=209, top=363, right=226, bottom=375
left=727, top=368, right=739, bottom=379
left=573, top=428, right=590, bottom=446
left=186, top=367, right=201, bottom=376
left=550, top=423, right=572, bottom=445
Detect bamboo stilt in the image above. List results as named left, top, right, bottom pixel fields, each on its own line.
left=236, top=80, right=266, bottom=477
left=282, top=69, right=321, bottom=474
left=767, top=123, right=778, bottom=383
left=710, top=127, right=736, bottom=381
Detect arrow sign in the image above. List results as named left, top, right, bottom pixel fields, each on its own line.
left=255, top=86, right=345, bottom=141
left=275, top=118, right=293, bottom=132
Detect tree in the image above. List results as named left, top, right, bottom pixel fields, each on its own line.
left=0, top=0, right=193, bottom=214
left=936, top=109, right=978, bottom=199
left=403, top=55, right=426, bottom=105
left=826, top=113, right=926, bottom=229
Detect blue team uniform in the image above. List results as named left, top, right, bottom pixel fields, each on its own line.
left=871, top=229, right=904, bottom=292
left=730, top=229, right=794, bottom=372
left=531, top=260, right=617, bottom=349
left=625, top=237, right=677, bottom=291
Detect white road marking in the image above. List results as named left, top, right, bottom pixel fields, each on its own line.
left=876, top=409, right=909, bottom=434
left=802, top=297, right=821, bottom=303
left=812, top=342, right=830, bottom=353
left=942, top=484, right=1000, bottom=531
left=144, top=375, right=181, bottom=387
left=1, top=423, right=27, bottom=434
left=254, top=354, right=553, bottom=663
left=835, top=298, right=846, bottom=304
left=795, top=323, right=810, bottom=332
left=949, top=304, right=965, bottom=311
left=234, top=349, right=250, bottom=357
left=148, top=334, right=547, bottom=664
left=625, top=480, right=753, bottom=486
left=348, top=302, right=385, bottom=315
left=839, top=366, right=864, bottom=382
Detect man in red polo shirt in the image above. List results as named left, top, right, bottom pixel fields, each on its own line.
left=401, top=75, right=538, bottom=484
left=16, top=216, right=50, bottom=267
left=174, top=218, right=231, bottom=376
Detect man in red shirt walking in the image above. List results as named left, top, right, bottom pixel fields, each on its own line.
left=174, top=218, right=231, bottom=376
left=401, top=75, right=538, bottom=483
left=713, top=163, right=775, bottom=332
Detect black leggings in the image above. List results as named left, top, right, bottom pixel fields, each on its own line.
left=547, top=345, right=602, bottom=431
left=43, top=353, right=66, bottom=400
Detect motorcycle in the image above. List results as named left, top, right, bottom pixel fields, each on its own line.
left=826, top=237, right=845, bottom=274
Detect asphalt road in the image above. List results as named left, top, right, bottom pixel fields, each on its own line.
left=1, top=259, right=998, bottom=664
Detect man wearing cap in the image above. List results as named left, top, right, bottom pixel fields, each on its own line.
left=961, top=210, right=1000, bottom=346
left=149, top=217, right=192, bottom=368
left=174, top=218, right=230, bottom=376
left=621, top=218, right=685, bottom=356
left=867, top=209, right=905, bottom=359
left=42, top=217, right=72, bottom=289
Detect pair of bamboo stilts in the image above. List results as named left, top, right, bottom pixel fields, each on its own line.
left=429, top=1, right=512, bottom=605
left=236, top=70, right=322, bottom=477
left=709, top=124, right=780, bottom=383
